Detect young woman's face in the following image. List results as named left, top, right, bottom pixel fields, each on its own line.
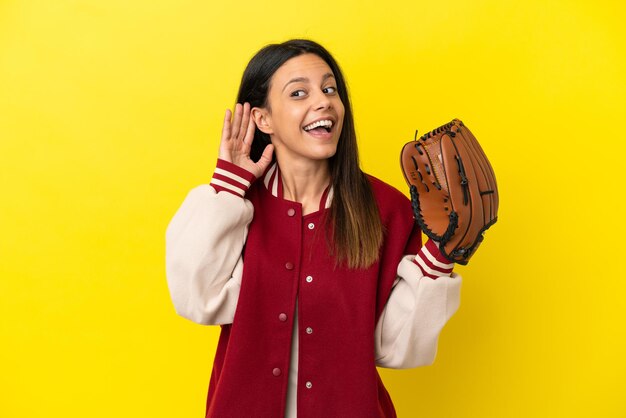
left=255, top=53, right=345, bottom=163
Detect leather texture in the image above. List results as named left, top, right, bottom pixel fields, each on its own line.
left=400, top=118, right=498, bottom=264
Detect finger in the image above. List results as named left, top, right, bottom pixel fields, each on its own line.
left=256, top=144, right=275, bottom=171
left=242, top=108, right=256, bottom=146
left=238, top=102, right=251, bottom=141
left=221, top=109, right=232, bottom=143
left=231, top=103, right=243, bottom=140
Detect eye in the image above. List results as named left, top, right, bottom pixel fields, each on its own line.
left=290, top=90, right=306, bottom=97
left=323, top=86, right=337, bottom=94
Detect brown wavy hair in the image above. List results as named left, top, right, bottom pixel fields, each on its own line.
left=237, top=39, right=383, bottom=269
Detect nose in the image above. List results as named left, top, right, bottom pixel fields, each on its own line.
left=312, top=89, right=332, bottom=110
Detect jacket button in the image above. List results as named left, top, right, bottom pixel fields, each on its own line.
left=278, top=313, right=287, bottom=322
left=305, top=275, right=313, bottom=283
left=306, top=327, right=313, bottom=334
left=308, top=222, right=315, bottom=230
left=305, top=381, right=312, bottom=389
left=285, top=262, right=294, bottom=270
left=273, top=368, right=282, bottom=376
left=287, top=208, right=296, bottom=216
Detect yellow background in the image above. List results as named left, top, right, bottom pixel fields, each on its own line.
left=1, top=0, right=624, bottom=417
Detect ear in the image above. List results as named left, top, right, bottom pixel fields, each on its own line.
left=251, top=107, right=273, bottom=135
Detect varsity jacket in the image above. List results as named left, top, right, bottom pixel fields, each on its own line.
left=166, top=159, right=462, bottom=418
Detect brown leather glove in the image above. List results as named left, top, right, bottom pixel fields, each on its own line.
left=400, top=119, right=498, bottom=265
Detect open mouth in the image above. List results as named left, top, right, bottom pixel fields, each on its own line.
left=305, top=126, right=332, bottom=134
left=303, top=119, right=333, bottom=134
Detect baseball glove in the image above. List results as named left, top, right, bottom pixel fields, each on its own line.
left=400, top=119, right=498, bottom=265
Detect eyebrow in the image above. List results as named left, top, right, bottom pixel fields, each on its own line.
left=282, top=73, right=335, bottom=92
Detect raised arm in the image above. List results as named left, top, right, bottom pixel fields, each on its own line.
left=375, top=239, right=462, bottom=368
left=165, top=103, right=273, bottom=325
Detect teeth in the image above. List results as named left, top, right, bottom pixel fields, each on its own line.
left=303, top=120, right=333, bottom=131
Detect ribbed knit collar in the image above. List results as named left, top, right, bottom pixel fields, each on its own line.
left=262, top=162, right=333, bottom=211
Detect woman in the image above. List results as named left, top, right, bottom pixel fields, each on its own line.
left=166, top=39, right=461, bottom=418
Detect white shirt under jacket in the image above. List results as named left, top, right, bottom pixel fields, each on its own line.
left=165, top=161, right=462, bottom=418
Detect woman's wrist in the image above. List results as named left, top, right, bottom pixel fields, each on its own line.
left=413, top=239, right=455, bottom=279
left=210, top=158, right=257, bottom=197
